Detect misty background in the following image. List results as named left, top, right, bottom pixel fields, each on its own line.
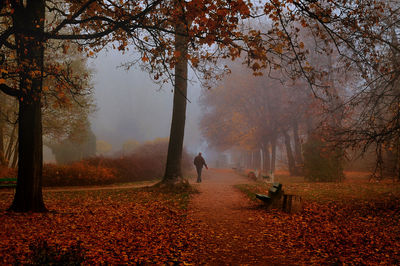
left=89, top=49, right=206, bottom=156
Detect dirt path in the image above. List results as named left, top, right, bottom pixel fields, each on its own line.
left=188, top=168, right=286, bottom=265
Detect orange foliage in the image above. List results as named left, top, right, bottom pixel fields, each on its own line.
left=0, top=140, right=192, bottom=187
left=86, top=140, right=192, bottom=183
left=42, top=162, right=116, bottom=187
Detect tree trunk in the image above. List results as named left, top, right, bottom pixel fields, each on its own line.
left=0, top=100, right=4, bottom=165
left=5, top=124, right=16, bottom=164
left=284, top=131, right=296, bottom=176
left=262, top=143, right=270, bottom=175
left=270, top=136, right=277, bottom=174
left=246, top=151, right=251, bottom=169
left=11, top=141, right=18, bottom=169
left=9, top=1, right=47, bottom=212
left=163, top=20, right=188, bottom=183
left=292, top=120, right=303, bottom=165
left=255, top=149, right=261, bottom=170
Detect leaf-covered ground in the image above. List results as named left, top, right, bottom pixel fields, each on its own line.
left=235, top=172, right=400, bottom=264
left=1, top=170, right=400, bottom=264
left=0, top=183, right=202, bottom=264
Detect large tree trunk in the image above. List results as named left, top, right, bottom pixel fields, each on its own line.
left=284, top=131, right=296, bottom=176
left=9, top=0, right=47, bottom=212
left=163, top=20, right=188, bottom=183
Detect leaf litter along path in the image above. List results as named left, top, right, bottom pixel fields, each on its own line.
left=187, top=168, right=292, bottom=265
left=0, top=181, right=157, bottom=194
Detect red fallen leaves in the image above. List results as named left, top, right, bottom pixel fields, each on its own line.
left=0, top=187, right=203, bottom=264
left=237, top=182, right=400, bottom=265
left=0, top=181, right=400, bottom=264
left=263, top=200, right=400, bottom=265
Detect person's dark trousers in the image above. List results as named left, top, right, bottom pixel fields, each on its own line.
left=196, top=167, right=202, bottom=182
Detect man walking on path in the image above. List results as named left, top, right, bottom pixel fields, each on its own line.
left=194, top=152, right=208, bottom=183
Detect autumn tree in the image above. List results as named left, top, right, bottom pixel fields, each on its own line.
left=200, top=61, right=316, bottom=176
left=48, top=121, right=96, bottom=164
left=1, top=0, right=396, bottom=211
left=251, top=1, right=400, bottom=178
left=0, top=0, right=180, bottom=212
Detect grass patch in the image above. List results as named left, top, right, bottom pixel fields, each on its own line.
left=235, top=184, right=260, bottom=201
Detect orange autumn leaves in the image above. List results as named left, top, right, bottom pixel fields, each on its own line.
left=236, top=181, right=400, bottom=264
left=0, top=187, right=202, bottom=264
left=1, top=179, right=400, bottom=264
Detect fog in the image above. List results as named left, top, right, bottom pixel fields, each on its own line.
left=89, top=48, right=206, bottom=155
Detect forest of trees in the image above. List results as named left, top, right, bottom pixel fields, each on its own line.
left=0, top=0, right=398, bottom=212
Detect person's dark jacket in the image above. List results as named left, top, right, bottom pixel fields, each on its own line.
left=194, top=155, right=207, bottom=169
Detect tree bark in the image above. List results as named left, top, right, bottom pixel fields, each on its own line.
left=5, top=124, right=16, bottom=164
left=257, top=148, right=262, bottom=170
left=292, top=120, right=303, bottom=165
left=284, top=131, right=296, bottom=176
left=0, top=100, right=4, bottom=165
left=11, top=141, right=18, bottom=169
left=9, top=0, right=47, bottom=212
left=270, top=135, right=277, bottom=174
left=163, top=20, right=188, bottom=183
left=262, top=142, right=270, bottom=175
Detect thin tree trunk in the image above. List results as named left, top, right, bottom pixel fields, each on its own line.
left=0, top=101, right=4, bottom=165
left=284, top=131, right=296, bottom=176
left=250, top=151, right=254, bottom=169
left=262, top=143, right=270, bottom=175
left=270, top=136, right=277, bottom=174
left=5, top=124, right=16, bottom=163
left=11, top=141, right=18, bottom=169
left=246, top=151, right=251, bottom=169
left=9, top=1, right=47, bottom=212
left=292, top=120, right=303, bottom=165
left=256, top=149, right=261, bottom=170
left=163, top=19, right=188, bottom=183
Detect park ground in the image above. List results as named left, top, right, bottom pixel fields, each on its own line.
left=0, top=169, right=400, bottom=264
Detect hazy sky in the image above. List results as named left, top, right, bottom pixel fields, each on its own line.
left=89, top=48, right=206, bottom=155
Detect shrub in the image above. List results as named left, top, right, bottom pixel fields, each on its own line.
left=303, top=137, right=345, bottom=182
left=86, top=139, right=192, bottom=183
left=42, top=162, right=116, bottom=187
left=0, top=165, right=16, bottom=179
left=2, top=138, right=193, bottom=187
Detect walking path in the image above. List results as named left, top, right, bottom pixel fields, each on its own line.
left=188, top=168, right=288, bottom=264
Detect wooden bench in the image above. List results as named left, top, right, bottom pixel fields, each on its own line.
left=256, top=183, right=302, bottom=213
left=0, top=178, right=17, bottom=188
left=256, top=182, right=283, bottom=205
left=282, top=194, right=302, bottom=213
